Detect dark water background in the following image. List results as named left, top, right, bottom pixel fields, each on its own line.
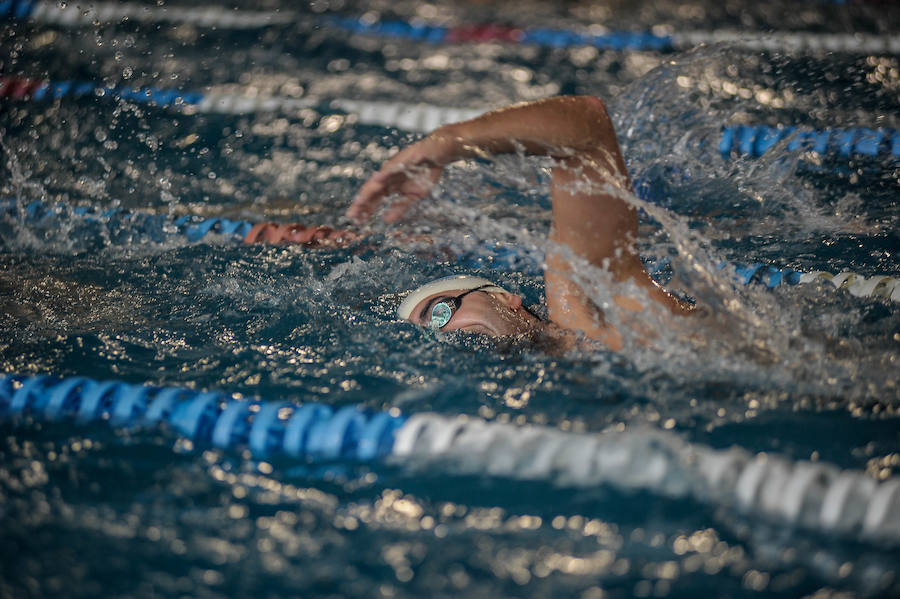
left=1, top=1, right=899, bottom=597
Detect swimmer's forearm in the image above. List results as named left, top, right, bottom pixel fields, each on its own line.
left=347, top=96, right=629, bottom=224
left=429, top=96, right=627, bottom=175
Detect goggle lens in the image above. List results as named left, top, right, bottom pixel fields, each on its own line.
left=430, top=302, right=453, bottom=329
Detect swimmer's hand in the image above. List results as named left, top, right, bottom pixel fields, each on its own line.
left=243, top=222, right=359, bottom=246
left=347, top=96, right=623, bottom=224
left=347, top=134, right=454, bottom=223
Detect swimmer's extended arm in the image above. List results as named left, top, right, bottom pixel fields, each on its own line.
left=348, top=96, right=627, bottom=222
left=348, top=96, right=689, bottom=346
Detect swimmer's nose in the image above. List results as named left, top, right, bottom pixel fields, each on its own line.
left=494, top=292, right=523, bottom=310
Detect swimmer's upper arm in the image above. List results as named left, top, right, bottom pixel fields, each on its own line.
left=544, top=146, right=639, bottom=350
left=543, top=108, right=691, bottom=346
left=549, top=152, right=639, bottom=278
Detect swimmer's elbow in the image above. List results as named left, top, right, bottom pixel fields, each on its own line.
left=564, top=96, right=618, bottom=151
left=575, top=95, right=610, bottom=115
left=572, top=94, right=609, bottom=113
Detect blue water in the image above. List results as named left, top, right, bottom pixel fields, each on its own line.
left=1, top=1, right=899, bottom=597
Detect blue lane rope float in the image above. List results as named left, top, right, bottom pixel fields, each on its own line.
left=3, top=1, right=897, bottom=54
left=3, top=198, right=898, bottom=302
left=0, top=198, right=254, bottom=242
left=3, top=74, right=899, bottom=161
left=719, top=125, right=900, bottom=160
left=1, top=372, right=899, bottom=544
left=722, top=263, right=900, bottom=302
left=0, top=374, right=405, bottom=460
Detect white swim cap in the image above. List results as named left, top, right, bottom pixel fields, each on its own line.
left=397, top=275, right=508, bottom=321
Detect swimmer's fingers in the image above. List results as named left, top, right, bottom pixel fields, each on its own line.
left=384, top=194, right=424, bottom=223
left=348, top=140, right=448, bottom=222
left=350, top=163, right=442, bottom=223
left=382, top=164, right=442, bottom=222
left=349, top=164, right=422, bottom=221
left=347, top=170, right=394, bottom=222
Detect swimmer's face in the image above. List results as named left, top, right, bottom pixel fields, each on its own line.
left=406, top=288, right=539, bottom=336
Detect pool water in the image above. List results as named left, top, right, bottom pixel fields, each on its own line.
left=1, top=1, right=899, bottom=597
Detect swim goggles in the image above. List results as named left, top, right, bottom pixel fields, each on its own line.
left=428, top=284, right=494, bottom=329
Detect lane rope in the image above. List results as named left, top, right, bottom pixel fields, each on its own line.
left=4, top=1, right=898, bottom=54
left=0, top=373, right=405, bottom=459
left=0, top=197, right=254, bottom=242
left=3, top=198, right=898, bottom=302
left=397, top=412, right=900, bottom=543
left=0, top=74, right=484, bottom=134
left=719, top=124, right=900, bottom=160
left=1, top=372, right=899, bottom=544
left=2, top=75, right=898, bottom=161
left=326, top=16, right=900, bottom=55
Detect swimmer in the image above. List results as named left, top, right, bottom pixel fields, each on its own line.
left=249, top=96, right=693, bottom=351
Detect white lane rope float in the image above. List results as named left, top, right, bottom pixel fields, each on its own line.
left=395, top=413, right=900, bottom=543
left=2, top=373, right=899, bottom=545
left=0, top=74, right=485, bottom=133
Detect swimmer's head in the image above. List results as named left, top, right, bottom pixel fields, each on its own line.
left=397, top=275, right=540, bottom=336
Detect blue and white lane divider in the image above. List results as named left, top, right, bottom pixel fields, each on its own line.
left=2, top=372, right=899, bottom=544
left=721, top=265, right=900, bottom=302
left=0, top=75, right=483, bottom=135
left=3, top=0, right=898, bottom=55
left=3, top=75, right=899, bottom=161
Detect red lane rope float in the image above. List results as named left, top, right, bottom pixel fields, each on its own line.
left=0, top=74, right=46, bottom=99
left=445, top=24, right=524, bottom=43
